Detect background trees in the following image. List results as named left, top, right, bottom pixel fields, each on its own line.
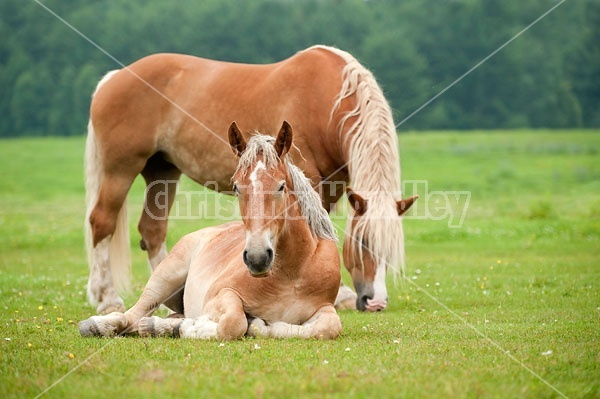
left=1, top=0, right=597, bottom=136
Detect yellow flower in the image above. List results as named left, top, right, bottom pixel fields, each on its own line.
left=38, top=306, right=44, bottom=311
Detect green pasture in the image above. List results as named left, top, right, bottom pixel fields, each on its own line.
left=0, top=130, right=598, bottom=398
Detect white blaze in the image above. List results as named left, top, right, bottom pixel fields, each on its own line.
left=249, top=160, right=266, bottom=187
left=372, top=261, right=388, bottom=303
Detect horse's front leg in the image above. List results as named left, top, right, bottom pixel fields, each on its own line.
left=247, top=305, right=341, bottom=339
left=79, top=238, right=193, bottom=337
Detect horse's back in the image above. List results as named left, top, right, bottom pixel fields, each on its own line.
left=89, top=47, right=351, bottom=187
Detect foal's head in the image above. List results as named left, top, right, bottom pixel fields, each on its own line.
left=343, top=189, right=418, bottom=311
left=228, top=121, right=293, bottom=277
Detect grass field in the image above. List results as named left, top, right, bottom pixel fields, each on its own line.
left=0, top=130, right=598, bottom=398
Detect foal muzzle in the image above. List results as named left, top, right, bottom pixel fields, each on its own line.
left=243, top=247, right=274, bottom=277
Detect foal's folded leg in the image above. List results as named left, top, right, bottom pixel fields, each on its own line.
left=143, top=290, right=248, bottom=340
left=247, top=305, right=341, bottom=339
left=138, top=315, right=217, bottom=339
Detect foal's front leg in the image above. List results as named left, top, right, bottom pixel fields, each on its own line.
left=247, top=305, right=341, bottom=339
left=79, top=237, right=193, bottom=337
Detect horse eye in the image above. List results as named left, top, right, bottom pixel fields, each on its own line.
left=278, top=182, right=286, bottom=192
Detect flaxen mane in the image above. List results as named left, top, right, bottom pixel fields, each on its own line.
left=307, top=45, right=406, bottom=277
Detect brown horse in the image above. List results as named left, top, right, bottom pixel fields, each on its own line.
left=79, top=123, right=342, bottom=340
left=85, top=45, right=417, bottom=314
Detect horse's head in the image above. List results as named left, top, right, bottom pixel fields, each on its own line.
left=228, top=121, right=293, bottom=277
left=343, top=189, right=418, bottom=311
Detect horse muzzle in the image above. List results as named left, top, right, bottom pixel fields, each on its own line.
left=356, top=295, right=388, bottom=312
left=355, top=282, right=388, bottom=312
left=243, top=248, right=274, bottom=277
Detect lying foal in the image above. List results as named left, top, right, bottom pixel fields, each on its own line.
left=79, top=122, right=342, bottom=340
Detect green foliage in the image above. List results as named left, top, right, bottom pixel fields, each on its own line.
left=0, top=130, right=599, bottom=398
left=0, top=0, right=598, bottom=137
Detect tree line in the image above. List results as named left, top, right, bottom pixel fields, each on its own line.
left=1, top=0, right=598, bottom=137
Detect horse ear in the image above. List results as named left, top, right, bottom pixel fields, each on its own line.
left=274, top=121, right=293, bottom=158
left=346, top=188, right=368, bottom=216
left=397, top=195, right=418, bottom=216
left=228, top=121, right=247, bottom=156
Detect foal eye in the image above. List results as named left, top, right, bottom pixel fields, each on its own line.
left=278, top=182, right=286, bottom=192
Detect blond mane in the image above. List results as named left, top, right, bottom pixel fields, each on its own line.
left=307, top=45, right=406, bottom=277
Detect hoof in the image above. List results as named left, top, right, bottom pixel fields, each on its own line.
left=139, top=316, right=182, bottom=338
left=335, top=298, right=357, bottom=310
left=138, top=317, right=156, bottom=337
left=78, top=312, right=127, bottom=337
left=78, top=318, right=102, bottom=337
left=246, top=318, right=267, bottom=337
left=334, top=285, right=357, bottom=310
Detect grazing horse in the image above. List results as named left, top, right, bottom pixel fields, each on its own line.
left=79, top=123, right=342, bottom=340
left=85, top=45, right=417, bottom=314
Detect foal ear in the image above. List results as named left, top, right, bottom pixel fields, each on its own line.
left=274, top=121, right=293, bottom=158
left=397, top=195, right=418, bottom=216
left=228, top=121, right=247, bottom=156
left=346, top=188, right=368, bottom=216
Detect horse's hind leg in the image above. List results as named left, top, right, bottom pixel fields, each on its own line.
left=138, top=155, right=181, bottom=268
left=88, top=172, right=138, bottom=314
left=138, top=156, right=183, bottom=312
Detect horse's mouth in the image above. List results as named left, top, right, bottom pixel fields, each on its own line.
left=249, top=270, right=270, bottom=278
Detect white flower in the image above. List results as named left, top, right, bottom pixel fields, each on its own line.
left=254, top=343, right=261, bottom=350
left=541, top=350, right=553, bottom=356
left=345, top=347, right=351, bottom=352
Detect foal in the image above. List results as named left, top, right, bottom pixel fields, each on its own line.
left=79, top=122, right=342, bottom=339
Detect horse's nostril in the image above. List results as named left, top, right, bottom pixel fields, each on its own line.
left=266, top=248, right=273, bottom=263
left=243, top=250, right=249, bottom=265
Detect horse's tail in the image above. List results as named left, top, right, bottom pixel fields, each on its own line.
left=84, top=70, right=131, bottom=300
left=311, top=45, right=406, bottom=277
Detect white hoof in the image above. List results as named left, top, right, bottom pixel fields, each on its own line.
left=246, top=318, right=267, bottom=337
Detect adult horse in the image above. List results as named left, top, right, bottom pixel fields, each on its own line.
left=79, top=123, right=342, bottom=340
left=85, top=45, right=417, bottom=314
